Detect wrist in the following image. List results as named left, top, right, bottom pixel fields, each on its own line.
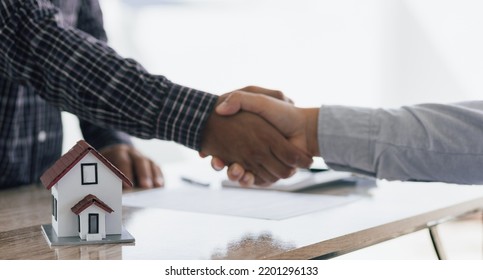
left=303, top=108, right=320, bottom=157
left=200, top=96, right=225, bottom=154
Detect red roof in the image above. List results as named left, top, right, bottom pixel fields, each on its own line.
left=40, top=140, right=132, bottom=189
left=71, top=194, right=114, bottom=215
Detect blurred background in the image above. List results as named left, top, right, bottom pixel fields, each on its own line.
left=63, top=0, right=483, bottom=162
left=61, top=0, right=482, bottom=259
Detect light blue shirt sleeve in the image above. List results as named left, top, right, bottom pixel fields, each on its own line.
left=318, top=101, right=483, bottom=185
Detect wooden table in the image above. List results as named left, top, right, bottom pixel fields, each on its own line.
left=1, top=163, right=483, bottom=260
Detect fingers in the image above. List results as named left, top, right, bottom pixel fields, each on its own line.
left=227, top=163, right=244, bottom=181
left=239, top=172, right=255, bottom=187
left=257, top=152, right=297, bottom=180
left=218, top=155, right=298, bottom=187
left=271, top=142, right=313, bottom=169
left=217, top=92, right=289, bottom=132
left=211, top=154, right=261, bottom=187
left=226, top=164, right=255, bottom=187
left=151, top=160, right=164, bottom=187
left=217, top=91, right=310, bottom=161
left=127, top=149, right=164, bottom=188
left=211, top=156, right=225, bottom=171
left=216, top=157, right=275, bottom=187
left=242, top=160, right=278, bottom=186
left=217, top=87, right=293, bottom=117
left=200, top=109, right=300, bottom=187
left=211, top=87, right=309, bottom=187
left=131, top=149, right=155, bottom=188
left=212, top=158, right=257, bottom=186
left=236, top=129, right=302, bottom=185
left=240, top=86, right=293, bottom=103
left=225, top=162, right=289, bottom=187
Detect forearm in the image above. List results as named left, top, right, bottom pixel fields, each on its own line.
left=0, top=0, right=217, bottom=150
left=318, top=102, right=483, bottom=184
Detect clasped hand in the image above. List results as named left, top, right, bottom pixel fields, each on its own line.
left=200, top=86, right=319, bottom=186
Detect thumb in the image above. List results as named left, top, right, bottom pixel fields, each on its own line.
left=216, top=91, right=265, bottom=116
left=215, top=93, right=243, bottom=116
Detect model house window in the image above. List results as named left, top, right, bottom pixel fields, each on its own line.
left=52, top=196, right=57, bottom=221
left=81, top=163, right=98, bottom=185
left=88, top=213, right=99, bottom=234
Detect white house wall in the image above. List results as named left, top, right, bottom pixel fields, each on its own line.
left=55, top=152, right=122, bottom=237
left=51, top=185, right=59, bottom=233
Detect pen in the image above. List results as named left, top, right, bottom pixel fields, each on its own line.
left=307, top=168, right=329, bottom=173
left=181, top=176, right=211, bottom=187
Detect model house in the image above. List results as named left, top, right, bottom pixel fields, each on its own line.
left=40, top=140, right=132, bottom=242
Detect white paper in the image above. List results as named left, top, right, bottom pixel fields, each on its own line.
left=222, top=169, right=353, bottom=192
left=122, top=186, right=360, bottom=220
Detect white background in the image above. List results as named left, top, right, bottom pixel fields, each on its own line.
left=62, top=0, right=483, bottom=164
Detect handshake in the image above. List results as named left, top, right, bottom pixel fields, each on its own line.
left=200, top=86, right=320, bottom=186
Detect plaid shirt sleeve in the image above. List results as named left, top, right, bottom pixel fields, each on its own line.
left=0, top=0, right=218, bottom=151
left=76, top=0, right=132, bottom=150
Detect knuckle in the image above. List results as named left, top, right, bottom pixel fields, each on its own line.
left=248, top=152, right=264, bottom=163
left=283, top=152, right=298, bottom=166
left=243, top=85, right=257, bottom=92
left=226, top=91, right=241, bottom=102
left=274, top=90, right=284, bottom=99
left=267, top=176, right=278, bottom=184
left=280, top=168, right=294, bottom=179
left=254, top=177, right=265, bottom=186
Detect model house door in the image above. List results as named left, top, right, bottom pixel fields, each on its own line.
left=88, top=213, right=99, bottom=234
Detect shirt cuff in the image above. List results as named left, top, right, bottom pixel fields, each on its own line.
left=318, top=105, right=377, bottom=174
left=154, top=83, right=218, bottom=151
